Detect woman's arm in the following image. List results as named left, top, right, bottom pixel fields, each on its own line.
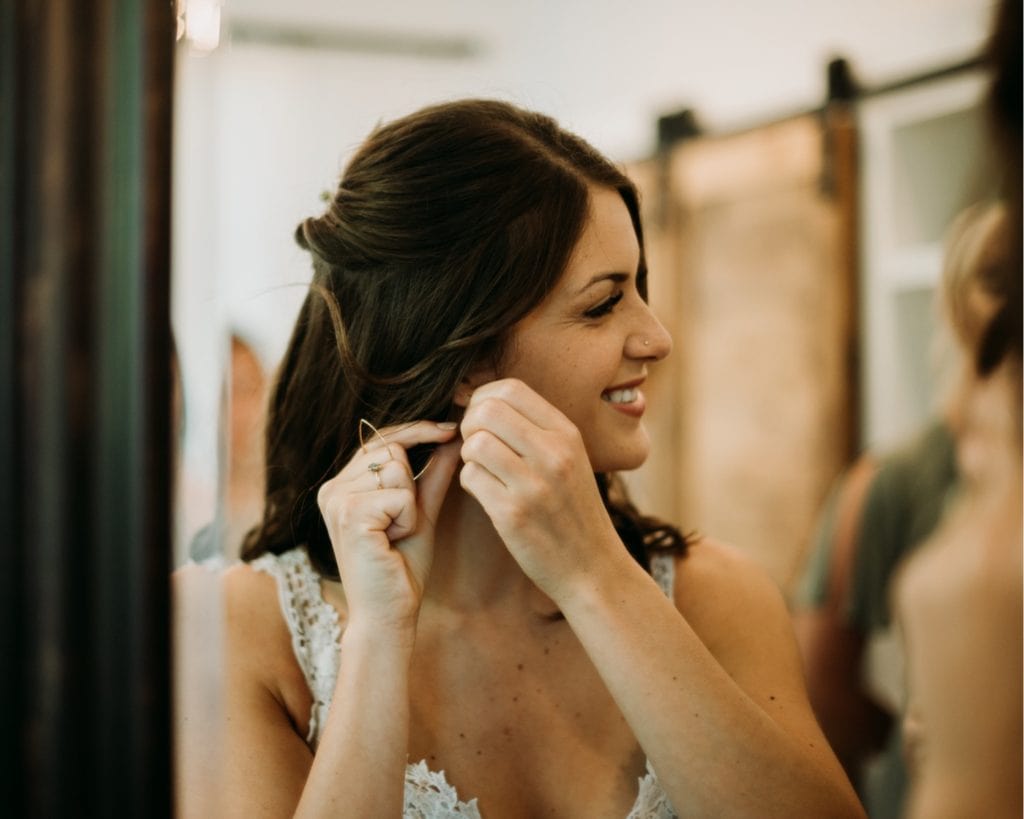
left=791, top=456, right=891, bottom=785
left=220, top=564, right=314, bottom=818
left=459, top=379, right=864, bottom=819
left=219, top=566, right=417, bottom=819
left=560, top=538, right=864, bottom=819
left=220, top=423, right=461, bottom=818
left=294, top=622, right=417, bottom=818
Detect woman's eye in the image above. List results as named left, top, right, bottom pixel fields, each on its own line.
left=584, top=291, right=624, bottom=319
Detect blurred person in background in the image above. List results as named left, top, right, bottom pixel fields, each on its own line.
left=792, top=199, right=1009, bottom=819
left=185, top=334, right=270, bottom=564
left=894, top=0, right=1022, bottom=815
left=177, top=99, right=865, bottom=818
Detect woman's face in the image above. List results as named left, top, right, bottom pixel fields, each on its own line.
left=497, top=185, right=672, bottom=472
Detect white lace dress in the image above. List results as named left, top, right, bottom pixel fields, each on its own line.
left=251, top=547, right=679, bottom=818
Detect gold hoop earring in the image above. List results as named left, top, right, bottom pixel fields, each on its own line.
left=358, top=418, right=393, bottom=459
left=357, top=417, right=433, bottom=480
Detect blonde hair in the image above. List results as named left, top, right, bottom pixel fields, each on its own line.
left=940, top=202, right=1009, bottom=352
left=934, top=201, right=1011, bottom=424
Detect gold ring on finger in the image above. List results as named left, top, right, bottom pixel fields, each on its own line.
left=367, top=461, right=385, bottom=489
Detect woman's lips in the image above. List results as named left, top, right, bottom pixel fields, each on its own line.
left=601, top=386, right=646, bottom=417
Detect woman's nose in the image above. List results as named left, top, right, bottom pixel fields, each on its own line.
left=628, top=305, right=672, bottom=360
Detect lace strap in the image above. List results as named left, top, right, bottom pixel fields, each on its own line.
left=649, top=552, right=676, bottom=600
left=250, top=548, right=340, bottom=747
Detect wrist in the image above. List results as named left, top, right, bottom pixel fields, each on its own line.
left=342, top=616, right=418, bottom=656
left=554, top=537, right=642, bottom=614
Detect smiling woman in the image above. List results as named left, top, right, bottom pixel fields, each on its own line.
left=494, top=186, right=672, bottom=473
left=179, top=99, right=866, bottom=818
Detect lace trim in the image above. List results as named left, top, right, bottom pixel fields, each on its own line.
left=624, top=761, right=676, bottom=819
left=250, top=548, right=341, bottom=747
left=256, top=547, right=678, bottom=816
left=649, top=552, right=676, bottom=599
left=402, top=760, right=676, bottom=819
left=404, top=761, right=482, bottom=818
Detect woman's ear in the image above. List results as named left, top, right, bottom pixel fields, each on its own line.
left=453, top=375, right=483, bottom=408
left=452, top=382, right=474, bottom=408
left=453, top=361, right=495, bottom=408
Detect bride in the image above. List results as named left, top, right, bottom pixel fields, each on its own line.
left=193, top=99, right=862, bottom=818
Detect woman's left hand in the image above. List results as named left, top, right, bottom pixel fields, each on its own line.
left=458, top=378, right=623, bottom=600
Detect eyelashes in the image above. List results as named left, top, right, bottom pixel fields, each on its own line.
left=583, top=290, right=624, bottom=319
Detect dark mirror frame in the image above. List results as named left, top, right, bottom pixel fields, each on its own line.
left=1, top=1, right=175, bottom=814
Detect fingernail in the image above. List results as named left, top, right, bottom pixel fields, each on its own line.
left=437, top=421, right=458, bottom=430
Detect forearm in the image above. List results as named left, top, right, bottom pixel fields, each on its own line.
left=559, top=554, right=863, bottom=819
left=294, top=622, right=414, bottom=819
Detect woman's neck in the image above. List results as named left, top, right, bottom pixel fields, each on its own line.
left=423, top=486, right=554, bottom=616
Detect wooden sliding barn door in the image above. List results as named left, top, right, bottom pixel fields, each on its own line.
left=628, top=107, right=858, bottom=594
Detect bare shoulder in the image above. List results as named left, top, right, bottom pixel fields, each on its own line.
left=171, top=558, right=278, bottom=603
left=671, top=537, right=795, bottom=667
left=665, top=536, right=835, bottom=749
left=174, top=561, right=316, bottom=815
left=673, top=537, right=786, bottom=623
left=220, top=562, right=306, bottom=689
left=673, top=535, right=766, bottom=585
left=172, top=560, right=294, bottom=675
left=900, top=484, right=1022, bottom=613
left=222, top=560, right=281, bottom=632
left=173, top=560, right=311, bottom=816
left=178, top=560, right=311, bottom=729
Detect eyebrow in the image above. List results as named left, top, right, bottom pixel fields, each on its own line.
left=574, top=271, right=629, bottom=296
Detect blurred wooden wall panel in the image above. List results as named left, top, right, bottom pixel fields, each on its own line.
left=629, top=109, right=858, bottom=594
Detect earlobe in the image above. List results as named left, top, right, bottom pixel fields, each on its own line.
left=456, top=352, right=499, bottom=405
left=452, top=382, right=476, bottom=408
left=454, top=360, right=495, bottom=407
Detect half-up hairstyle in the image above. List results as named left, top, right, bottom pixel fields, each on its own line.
left=241, top=99, right=690, bottom=579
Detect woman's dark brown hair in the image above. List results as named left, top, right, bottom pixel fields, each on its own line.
left=240, top=99, right=688, bottom=579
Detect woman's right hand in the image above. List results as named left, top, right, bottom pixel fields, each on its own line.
left=316, top=421, right=461, bottom=632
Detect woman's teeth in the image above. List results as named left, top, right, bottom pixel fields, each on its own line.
left=602, top=387, right=638, bottom=404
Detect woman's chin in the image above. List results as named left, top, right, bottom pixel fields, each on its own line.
left=588, top=438, right=651, bottom=474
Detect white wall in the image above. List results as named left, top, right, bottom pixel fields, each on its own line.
left=171, top=0, right=997, bottom=561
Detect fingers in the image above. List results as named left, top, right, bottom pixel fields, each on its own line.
left=360, top=419, right=459, bottom=454
left=318, top=483, right=418, bottom=542
left=342, top=419, right=459, bottom=482
left=362, top=458, right=402, bottom=490
left=381, top=485, right=418, bottom=542
left=460, top=379, right=581, bottom=488
left=319, top=420, right=458, bottom=542
left=465, top=379, right=570, bottom=433
left=459, top=459, right=511, bottom=511
left=460, top=429, right=518, bottom=487
left=460, top=395, right=536, bottom=457
left=341, top=453, right=426, bottom=541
